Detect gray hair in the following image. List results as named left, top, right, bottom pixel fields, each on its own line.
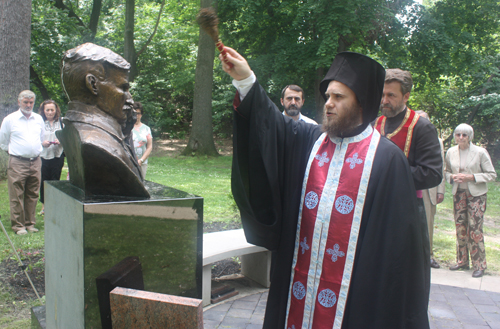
left=415, top=110, right=429, bottom=120
left=385, top=69, right=413, bottom=95
left=454, top=123, right=474, bottom=143
left=18, top=90, right=36, bottom=102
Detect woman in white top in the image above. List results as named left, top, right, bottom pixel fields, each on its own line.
left=132, top=102, right=153, bottom=179
left=38, top=100, right=65, bottom=214
left=445, top=123, right=496, bottom=278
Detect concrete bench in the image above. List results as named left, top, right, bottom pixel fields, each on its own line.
left=202, top=229, right=271, bottom=306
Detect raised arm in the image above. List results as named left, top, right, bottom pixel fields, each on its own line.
left=219, top=46, right=253, bottom=81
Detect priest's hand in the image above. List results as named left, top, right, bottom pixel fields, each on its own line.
left=220, top=47, right=252, bottom=81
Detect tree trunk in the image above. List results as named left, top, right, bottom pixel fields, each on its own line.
left=53, top=0, right=86, bottom=28
left=0, top=0, right=32, bottom=178
left=88, top=0, right=102, bottom=40
left=30, top=65, right=51, bottom=101
left=182, top=0, right=218, bottom=156
left=124, top=0, right=138, bottom=80
left=314, top=67, right=325, bottom=123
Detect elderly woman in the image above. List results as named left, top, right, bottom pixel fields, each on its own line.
left=445, top=123, right=496, bottom=278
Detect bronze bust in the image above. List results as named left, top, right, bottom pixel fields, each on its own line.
left=58, top=43, right=150, bottom=198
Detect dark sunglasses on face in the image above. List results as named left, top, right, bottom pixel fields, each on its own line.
left=455, top=133, right=467, bottom=138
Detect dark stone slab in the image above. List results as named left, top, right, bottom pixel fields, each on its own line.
left=96, top=256, right=144, bottom=329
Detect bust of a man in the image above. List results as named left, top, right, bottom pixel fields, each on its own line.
left=58, top=43, right=149, bottom=198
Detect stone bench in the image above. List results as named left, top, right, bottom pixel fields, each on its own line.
left=203, top=229, right=271, bottom=306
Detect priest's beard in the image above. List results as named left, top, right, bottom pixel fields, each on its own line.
left=322, top=103, right=363, bottom=138
left=284, top=104, right=300, bottom=117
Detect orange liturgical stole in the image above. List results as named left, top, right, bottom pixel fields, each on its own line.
left=374, top=108, right=419, bottom=157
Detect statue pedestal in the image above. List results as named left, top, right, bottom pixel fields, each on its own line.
left=44, top=181, right=203, bottom=329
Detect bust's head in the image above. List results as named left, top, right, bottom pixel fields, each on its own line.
left=61, top=43, right=135, bottom=126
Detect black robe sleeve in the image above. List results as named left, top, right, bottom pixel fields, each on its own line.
left=231, top=81, right=322, bottom=251
left=409, top=119, right=443, bottom=190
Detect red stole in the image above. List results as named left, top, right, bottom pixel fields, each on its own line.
left=285, top=126, right=380, bottom=329
left=374, top=108, right=419, bottom=158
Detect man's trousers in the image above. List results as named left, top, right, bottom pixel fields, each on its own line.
left=7, top=156, right=41, bottom=232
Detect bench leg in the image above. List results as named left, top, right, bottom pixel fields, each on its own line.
left=241, top=251, right=271, bottom=288
left=202, top=265, right=212, bottom=307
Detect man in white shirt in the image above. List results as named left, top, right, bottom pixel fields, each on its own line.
left=281, top=85, right=318, bottom=124
left=0, top=90, right=46, bottom=235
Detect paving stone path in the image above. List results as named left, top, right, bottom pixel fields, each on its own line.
left=204, top=284, right=500, bottom=329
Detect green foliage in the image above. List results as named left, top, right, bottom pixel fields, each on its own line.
left=403, top=0, right=500, bottom=145
left=26, top=0, right=500, bottom=146
left=219, top=0, right=411, bottom=108
left=31, top=0, right=88, bottom=112
left=96, top=0, right=200, bottom=136
left=212, top=65, right=236, bottom=138
left=29, top=0, right=205, bottom=136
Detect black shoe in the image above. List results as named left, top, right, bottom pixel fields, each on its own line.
left=430, top=259, right=440, bottom=269
left=449, top=263, right=469, bottom=271
left=472, top=270, right=484, bottom=278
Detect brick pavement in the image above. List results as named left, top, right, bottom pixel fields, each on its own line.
left=204, top=292, right=268, bottom=329
left=204, top=284, right=500, bottom=329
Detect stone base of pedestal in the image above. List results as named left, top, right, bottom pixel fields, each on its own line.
left=110, top=287, right=203, bottom=329
left=44, top=180, right=203, bottom=328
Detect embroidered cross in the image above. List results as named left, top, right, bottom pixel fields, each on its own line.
left=300, top=237, right=310, bottom=254
left=315, top=152, right=330, bottom=167
left=326, top=244, right=345, bottom=262
left=346, top=153, right=363, bottom=169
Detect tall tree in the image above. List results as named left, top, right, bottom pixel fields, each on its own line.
left=0, top=0, right=32, bottom=178
left=124, top=0, right=166, bottom=81
left=182, top=0, right=218, bottom=156
left=404, top=0, right=500, bottom=145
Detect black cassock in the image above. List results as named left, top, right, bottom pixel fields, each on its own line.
left=231, top=82, right=430, bottom=329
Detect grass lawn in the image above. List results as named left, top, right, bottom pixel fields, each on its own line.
left=146, top=155, right=238, bottom=224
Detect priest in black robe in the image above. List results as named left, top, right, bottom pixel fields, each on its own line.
left=221, top=47, right=430, bottom=329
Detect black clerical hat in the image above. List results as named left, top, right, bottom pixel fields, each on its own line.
left=319, top=52, right=385, bottom=124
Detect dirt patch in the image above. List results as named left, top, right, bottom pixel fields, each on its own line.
left=205, top=221, right=243, bottom=279
left=152, top=138, right=233, bottom=157
left=204, top=220, right=242, bottom=233
left=0, top=251, right=45, bottom=302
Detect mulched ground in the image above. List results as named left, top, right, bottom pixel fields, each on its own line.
left=0, top=252, right=45, bottom=301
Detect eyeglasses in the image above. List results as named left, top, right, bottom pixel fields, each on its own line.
left=455, top=133, right=468, bottom=138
